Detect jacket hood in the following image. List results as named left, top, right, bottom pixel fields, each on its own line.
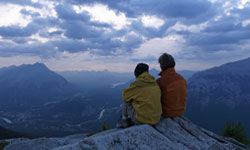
left=133, top=72, right=156, bottom=86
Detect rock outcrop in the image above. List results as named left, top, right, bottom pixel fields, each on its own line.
left=4, top=117, right=248, bottom=150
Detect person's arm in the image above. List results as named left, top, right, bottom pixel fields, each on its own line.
left=156, top=78, right=163, bottom=90
left=122, top=83, right=139, bottom=103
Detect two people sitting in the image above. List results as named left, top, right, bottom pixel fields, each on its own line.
left=117, top=53, right=187, bottom=128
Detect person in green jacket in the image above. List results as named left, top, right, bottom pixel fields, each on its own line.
left=117, top=63, right=162, bottom=128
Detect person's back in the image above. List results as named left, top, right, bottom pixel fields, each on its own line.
left=157, top=53, right=187, bottom=117
left=123, top=71, right=162, bottom=124
left=117, top=63, right=162, bottom=128
left=157, top=68, right=186, bottom=117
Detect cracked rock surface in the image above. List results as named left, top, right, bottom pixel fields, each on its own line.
left=4, top=117, right=248, bottom=150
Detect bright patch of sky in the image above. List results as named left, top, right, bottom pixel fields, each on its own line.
left=30, top=34, right=49, bottom=43
left=133, top=34, right=184, bottom=59
left=25, top=4, right=57, bottom=18
left=237, top=0, right=250, bottom=9
left=0, top=4, right=31, bottom=27
left=74, top=4, right=130, bottom=30
left=141, top=15, right=165, bottom=28
left=45, top=51, right=135, bottom=72
left=170, top=22, right=208, bottom=33
left=242, top=19, right=250, bottom=27
left=39, top=1, right=57, bottom=18
left=0, top=55, right=40, bottom=68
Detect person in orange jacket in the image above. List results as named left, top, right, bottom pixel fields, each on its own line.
left=157, top=53, right=187, bottom=117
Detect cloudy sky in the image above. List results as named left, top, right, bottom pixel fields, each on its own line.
left=0, top=0, right=250, bottom=72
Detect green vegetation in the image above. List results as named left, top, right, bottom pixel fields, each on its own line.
left=222, top=122, right=250, bottom=145
left=0, top=125, right=24, bottom=139
left=0, top=141, right=9, bottom=150
left=101, top=122, right=111, bottom=131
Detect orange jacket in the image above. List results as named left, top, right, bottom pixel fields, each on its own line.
left=157, top=68, right=187, bottom=117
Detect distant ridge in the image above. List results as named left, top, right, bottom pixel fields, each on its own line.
left=0, top=62, right=75, bottom=109
left=186, top=57, right=250, bottom=135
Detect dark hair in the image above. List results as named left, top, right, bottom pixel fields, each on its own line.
left=158, top=53, right=175, bottom=71
left=134, top=63, right=149, bottom=78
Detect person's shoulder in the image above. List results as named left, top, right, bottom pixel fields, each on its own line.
left=123, top=81, right=138, bottom=92
left=175, top=74, right=187, bottom=86
left=129, top=80, right=138, bottom=87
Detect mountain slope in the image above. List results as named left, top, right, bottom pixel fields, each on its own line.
left=0, top=63, right=76, bottom=109
left=2, top=94, right=121, bottom=137
left=178, top=70, right=197, bottom=80
left=186, top=58, right=250, bottom=135
left=0, top=126, right=24, bottom=140
left=4, top=117, right=247, bottom=150
left=0, top=63, right=123, bottom=137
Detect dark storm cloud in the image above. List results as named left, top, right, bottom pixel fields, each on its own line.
left=0, top=34, right=142, bottom=57
left=150, top=0, right=249, bottom=57
left=1, top=0, right=215, bottom=56
left=52, top=2, right=145, bottom=54
left=48, top=31, right=64, bottom=37
left=67, top=0, right=213, bottom=19
left=62, top=0, right=217, bottom=46
left=0, top=16, right=59, bottom=39
left=203, top=17, right=241, bottom=33
left=61, top=20, right=102, bottom=39
left=55, top=3, right=111, bottom=28
left=33, top=17, right=60, bottom=28
left=0, top=38, right=93, bottom=57
left=55, top=3, right=90, bottom=21
left=185, top=16, right=250, bottom=50
left=0, top=0, right=42, bottom=7
left=231, top=5, right=250, bottom=20
left=0, top=41, right=55, bottom=57
left=130, top=19, right=176, bottom=38
left=194, top=30, right=250, bottom=45
left=54, top=3, right=113, bottom=40
left=128, top=0, right=212, bottom=18
left=0, top=23, right=40, bottom=37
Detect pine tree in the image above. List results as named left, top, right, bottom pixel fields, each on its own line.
left=222, top=122, right=248, bottom=144
left=101, top=122, right=111, bottom=131
left=0, top=141, right=9, bottom=150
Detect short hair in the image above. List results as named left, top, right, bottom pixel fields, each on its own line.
left=134, top=63, right=149, bottom=78
left=158, top=53, right=175, bottom=71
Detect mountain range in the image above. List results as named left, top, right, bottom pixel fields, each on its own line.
left=186, top=58, right=250, bottom=135
left=58, top=69, right=195, bottom=91
left=0, top=63, right=76, bottom=110
left=0, top=58, right=249, bottom=138
left=0, top=63, right=123, bottom=137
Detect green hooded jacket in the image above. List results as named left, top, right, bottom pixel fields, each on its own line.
left=123, top=72, right=162, bottom=125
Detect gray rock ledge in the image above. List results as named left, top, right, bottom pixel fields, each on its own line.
left=4, top=117, right=248, bottom=150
